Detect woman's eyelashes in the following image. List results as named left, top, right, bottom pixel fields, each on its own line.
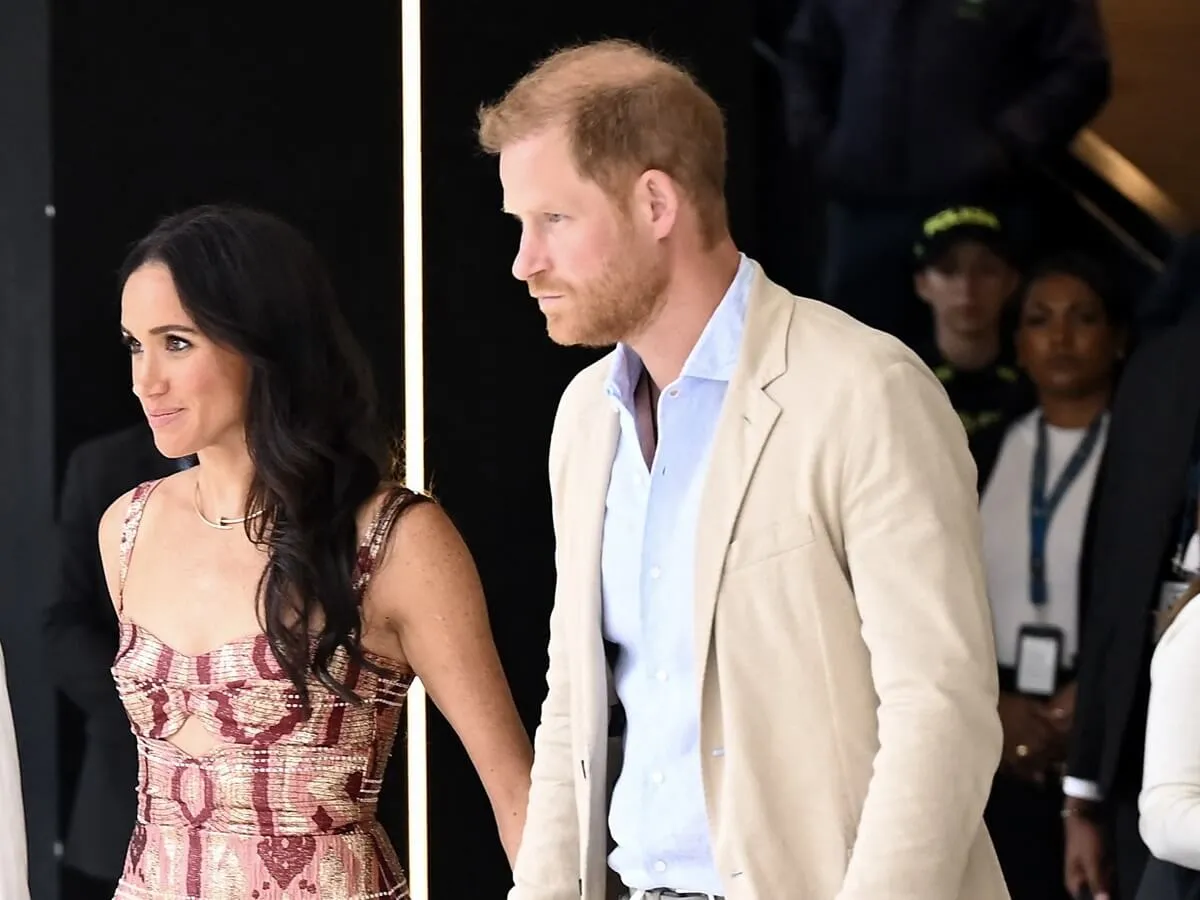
left=121, top=332, right=193, bottom=354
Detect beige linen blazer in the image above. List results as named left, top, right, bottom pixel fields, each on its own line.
left=511, top=263, right=1010, bottom=900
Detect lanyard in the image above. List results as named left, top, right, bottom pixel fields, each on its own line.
left=1029, top=414, right=1105, bottom=607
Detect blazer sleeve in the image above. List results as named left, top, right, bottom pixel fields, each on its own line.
left=1065, top=446, right=1111, bottom=793
left=835, top=359, right=1004, bottom=900
left=994, top=0, right=1111, bottom=156
left=42, top=443, right=128, bottom=733
left=0, top=647, right=31, bottom=900
left=509, top=405, right=581, bottom=900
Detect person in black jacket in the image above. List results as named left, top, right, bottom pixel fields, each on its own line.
left=1064, top=302, right=1200, bottom=900
left=43, top=424, right=180, bottom=899
left=782, top=0, right=1111, bottom=347
left=912, top=203, right=1033, bottom=439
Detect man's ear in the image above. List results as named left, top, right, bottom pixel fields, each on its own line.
left=914, top=269, right=934, bottom=307
left=633, top=168, right=680, bottom=240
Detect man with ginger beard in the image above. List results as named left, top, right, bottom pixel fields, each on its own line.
left=479, top=39, right=1010, bottom=900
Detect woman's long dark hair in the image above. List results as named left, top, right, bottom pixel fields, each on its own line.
left=121, top=204, right=392, bottom=706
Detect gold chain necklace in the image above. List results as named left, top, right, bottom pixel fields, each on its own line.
left=193, top=482, right=265, bottom=531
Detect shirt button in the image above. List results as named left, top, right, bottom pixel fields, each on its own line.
left=668, top=388, right=680, bottom=398
left=654, top=860, right=667, bottom=873
left=655, top=670, right=668, bottom=682
left=649, top=566, right=661, bottom=580
left=711, top=747, right=726, bottom=757
left=651, top=771, right=664, bottom=784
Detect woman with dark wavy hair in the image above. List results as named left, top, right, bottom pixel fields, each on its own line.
left=98, top=204, right=532, bottom=899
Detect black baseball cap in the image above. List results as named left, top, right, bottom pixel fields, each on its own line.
left=913, top=205, right=1015, bottom=268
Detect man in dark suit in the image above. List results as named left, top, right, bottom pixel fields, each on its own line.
left=43, top=424, right=180, bottom=898
left=1065, top=303, right=1200, bottom=900
left=782, top=0, right=1111, bottom=346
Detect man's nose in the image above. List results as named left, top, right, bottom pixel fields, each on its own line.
left=512, top=231, right=546, bottom=282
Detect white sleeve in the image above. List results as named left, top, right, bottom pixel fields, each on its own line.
left=1063, top=777, right=1104, bottom=802
left=1140, top=600, right=1200, bottom=869
left=0, top=646, right=30, bottom=900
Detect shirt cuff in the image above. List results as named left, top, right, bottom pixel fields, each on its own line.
left=1063, top=776, right=1105, bottom=802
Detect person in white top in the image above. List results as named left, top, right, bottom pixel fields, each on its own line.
left=1140, top=578, right=1200, bottom=874
left=0, top=644, right=31, bottom=900
left=976, top=255, right=1128, bottom=899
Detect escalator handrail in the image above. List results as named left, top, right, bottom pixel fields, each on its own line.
left=1069, top=129, right=1190, bottom=235
left=1029, top=128, right=1190, bottom=275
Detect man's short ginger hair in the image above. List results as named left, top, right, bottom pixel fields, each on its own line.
left=478, top=40, right=729, bottom=245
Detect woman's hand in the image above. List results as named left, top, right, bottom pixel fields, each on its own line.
left=1039, top=680, right=1077, bottom=766
left=998, top=690, right=1058, bottom=781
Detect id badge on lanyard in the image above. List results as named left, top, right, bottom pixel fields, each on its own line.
left=1022, top=414, right=1103, bottom=696
left=1016, top=623, right=1063, bottom=698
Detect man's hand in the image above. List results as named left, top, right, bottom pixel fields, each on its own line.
left=998, top=691, right=1058, bottom=780
left=1063, top=800, right=1110, bottom=900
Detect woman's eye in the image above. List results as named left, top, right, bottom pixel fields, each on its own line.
left=165, top=335, right=192, bottom=352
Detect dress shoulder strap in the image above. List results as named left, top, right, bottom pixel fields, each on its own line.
left=117, top=479, right=163, bottom=612
left=353, top=486, right=432, bottom=595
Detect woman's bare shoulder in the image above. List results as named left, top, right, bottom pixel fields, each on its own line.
left=97, top=472, right=189, bottom=556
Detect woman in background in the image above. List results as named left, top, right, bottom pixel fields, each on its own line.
left=0, top=644, right=31, bottom=900
left=100, top=205, right=532, bottom=898
left=974, top=255, right=1128, bottom=899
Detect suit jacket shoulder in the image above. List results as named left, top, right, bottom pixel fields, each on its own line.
left=68, top=423, right=163, bottom=476
left=768, top=282, right=947, bottom=419
left=62, top=423, right=172, bottom=515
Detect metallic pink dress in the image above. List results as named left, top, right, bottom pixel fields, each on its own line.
left=111, top=481, right=419, bottom=899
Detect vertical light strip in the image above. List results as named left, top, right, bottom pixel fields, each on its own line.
left=399, top=0, right=428, bottom=898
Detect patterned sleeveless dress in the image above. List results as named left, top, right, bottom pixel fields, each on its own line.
left=111, top=480, right=424, bottom=899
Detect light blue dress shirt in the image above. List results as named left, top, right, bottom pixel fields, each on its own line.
left=601, top=254, right=754, bottom=893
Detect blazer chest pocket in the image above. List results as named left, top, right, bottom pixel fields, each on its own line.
left=726, top=515, right=815, bottom=571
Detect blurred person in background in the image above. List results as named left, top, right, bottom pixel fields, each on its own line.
left=974, top=255, right=1128, bottom=900
left=1063, top=297, right=1200, bottom=900
left=913, top=204, right=1032, bottom=439
left=782, top=0, right=1110, bottom=347
left=44, top=423, right=181, bottom=899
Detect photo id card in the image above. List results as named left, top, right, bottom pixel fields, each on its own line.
left=1015, top=624, right=1063, bottom=698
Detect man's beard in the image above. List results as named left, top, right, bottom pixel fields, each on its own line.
left=533, top=246, right=669, bottom=348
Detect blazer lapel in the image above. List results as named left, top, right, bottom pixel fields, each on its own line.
left=693, top=273, right=794, bottom=690
left=566, top=398, right=620, bottom=757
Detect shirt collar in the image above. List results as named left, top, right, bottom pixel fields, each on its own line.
left=603, top=254, right=754, bottom=408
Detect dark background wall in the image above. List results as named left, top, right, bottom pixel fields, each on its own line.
left=52, top=3, right=405, bottom=472
left=39, top=1, right=755, bottom=897
left=0, top=0, right=57, bottom=897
